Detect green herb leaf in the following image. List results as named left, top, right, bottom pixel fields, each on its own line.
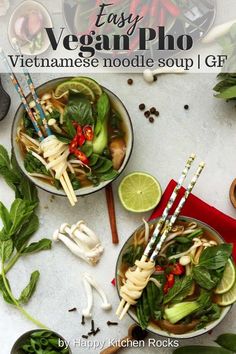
left=173, top=346, right=233, bottom=354
left=14, top=214, right=39, bottom=251
left=0, top=202, right=12, bottom=232
left=0, top=275, right=15, bottom=304
left=64, top=117, right=76, bottom=139
left=9, top=199, right=36, bottom=235
left=1, top=240, right=14, bottom=262
left=21, top=239, right=52, bottom=254
left=199, top=244, right=233, bottom=270
left=19, top=271, right=40, bottom=304
left=164, top=276, right=193, bottom=304
left=64, top=91, right=93, bottom=126
left=216, top=334, right=236, bottom=352
left=215, top=85, right=236, bottom=99
left=193, top=267, right=218, bottom=290
left=0, top=145, right=10, bottom=168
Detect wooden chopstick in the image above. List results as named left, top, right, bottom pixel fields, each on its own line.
left=105, top=184, right=119, bottom=244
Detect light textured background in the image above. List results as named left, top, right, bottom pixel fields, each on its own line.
left=0, top=72, right=236, bottom=353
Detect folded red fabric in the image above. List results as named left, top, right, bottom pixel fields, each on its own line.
left=149, top=179, right=236, bottom=261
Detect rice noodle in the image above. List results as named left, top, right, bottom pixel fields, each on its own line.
left=149, top=277, right=162, bottom=288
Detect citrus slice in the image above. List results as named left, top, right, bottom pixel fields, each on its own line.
left=215, top=259, right=236, bottom=295
left=54, top=81, right=95, bottom=101
left=215, top=277, right=236, bottom=306
left=72, top=77, right=103, bottom=99
left=118, top=172, right=162, bottom=213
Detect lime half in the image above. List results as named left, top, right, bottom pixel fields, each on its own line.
left=118, top=172, right=162, bottom=213
left=72, top=77, right=103, bottom=99
left=215, top=277, right=236, bottom=306
left=215, top=259, right=236, bottom=295
left=54, top=81, right=95, bottom=101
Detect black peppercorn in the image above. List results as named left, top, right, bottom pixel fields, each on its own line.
left=144, top=111, right=150, bottom=118
left=139, top=103, right=145, bottom=111
left=127, top=78, right=133, bottom=85
left=149, top=117, right=154, bottom=123
left=154, top=110, right=160, bottom=117
left=150, top=107, right=156, bottom=114
left=184, top=105, right=189, bottom=110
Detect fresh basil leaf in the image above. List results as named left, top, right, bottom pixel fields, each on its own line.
left=0, top=202, right=12, bottom=232
left=9, top=199, right=36, bottom=235
left=197, top=289, right=212, bottom=308
left=64, top=117, right=76, bottom=139
left=19, top=177, right=38, bottom=204
left=21, top=239, right=52, bottom=254
left=215, top=85, right=236, bottom=99
left=216, top=334, right=236, bottom=352
left=164, top=276, right=193, bottom=304
left=64, top=91, right=93, bottom=126
left=0, top=275, right=15, bottom=305
left=14, top=214, right=39, bottom=251
left=0, top=145, right=10, bottom=168
left=199, top=244, right=233, bottom=270
left=193, top=267, right=218, bottom=290
left=18, top=271, right=40, bottom=304
left=95, top=92, right=110, bottom=135
left=0, top=166, right=19, bottom=192
left=1, top=239, right=14, bottom=262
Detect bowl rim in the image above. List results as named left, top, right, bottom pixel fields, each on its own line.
left=11, top=76, right=134, bottom=198
left=115, top=215, right=233, bottom=339
left=10, top=329, right=72, bottom=354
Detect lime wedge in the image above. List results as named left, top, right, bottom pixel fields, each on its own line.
left=215, top=259, right=236, bottom=295
left=72, top=77, right=103, bottom=99
left=118, top=172, right=162, bottom=213
left=54, top=81, right=95, bottom=101
left=215, top=276, right=236, bottom=306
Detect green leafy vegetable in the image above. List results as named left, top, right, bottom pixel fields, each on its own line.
left=164, top=276, right=193, bottom=304
left=93, top=92, right=110, bottom=154
left=193, top=267, right=218, bottom=290
left=64, top=90, right=93, bottom=126
left=216, top=334, right=236, bottom=352
left=19, top=271, right=40, bottom=304
left=24, top=152, right=49, bottom=176
left=0, top=144, right=51, bottom=328
left=122, top=244, right=144, bottom=267
left=198, top=244, right=232, bottom=270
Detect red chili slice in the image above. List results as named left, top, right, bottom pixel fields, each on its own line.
left=74, top=149, right=89, bottom=165
left=83, top=125, right=94, bottom=141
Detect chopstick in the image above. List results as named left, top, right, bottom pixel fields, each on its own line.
left=105, top=184, right=119, bottom=244
left=0, top=47, right=77, bottom=206
left=116, top=157, right=205, bottom=320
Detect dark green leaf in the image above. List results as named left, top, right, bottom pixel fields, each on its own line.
left=19, top=270, right=40, bottom=304
left=122, top=245, right=144, bottom=267
left=64, top=91, right=93, bottom=126
left=193, top=267, right=218, bottom=290
left=0, top=275, right=15, bottom=305
left=0, top=166, right=19, bottom=191
left=64, top=117, right=76, bottom=139
left=216, top=334, right=236, bottom=352
left=164, top=276, right=193, bottom=304
left=0, top=202, right=12, bottom=232
left=1, top=240, right=14, bottom=262
left=9, top=199, right=36, bottom=235
left=21, top=239, right=52, bottom=254
left=199, top=244, right=233, bottom=270
left=215, top=85, right=236, bottom=99
left=19, top=177, right=38, bottom=204
left=0, top=145, right=10, bottom=168
left=14, top=214, right=39, bottom=251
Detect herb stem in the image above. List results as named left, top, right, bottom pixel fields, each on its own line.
left=1, top=260, right=48, bottom=329
left=4, top=252, right=21, bottom=274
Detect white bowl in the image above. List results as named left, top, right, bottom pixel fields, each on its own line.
left=11, top=77, right=134, bottom=197
left=116, top=216, right=232, bottom=339
left=8, top=0, right=52, bottom=56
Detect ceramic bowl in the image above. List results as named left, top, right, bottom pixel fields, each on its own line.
left=116, top=216, right=232, bottom=339
left=11, top=77, right=134, bottom=197
left=10, top=329, right=72, bottom=354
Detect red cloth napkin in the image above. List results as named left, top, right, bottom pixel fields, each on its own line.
left=149, top=179, right=236, bottom=261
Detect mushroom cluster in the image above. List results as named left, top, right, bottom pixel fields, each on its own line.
left=53, top=221, right=104, bottom=265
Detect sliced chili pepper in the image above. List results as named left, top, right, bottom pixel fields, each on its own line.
left=74, top=149, right=89, bottom=165
left=83, top=125, right=94, bottom=141
left=167, top=273, right=175, bottom=288
left=77, top=125, right=83, bottom=136
left=171, top=263, right=185, bottom=276
left=156, top=265, right=164, bottom=272
left=72, top=121, right=78, bottom=129
left=163, top=282, right=169, bottom=294
left=69, top=136, right=79, bottom=153
left=159, top=0, right=180, bottom=17
left=77, top=134, right=86, bottom=146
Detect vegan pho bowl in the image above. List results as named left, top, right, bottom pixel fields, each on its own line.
left=116, top=217, right=234, bottom=339
left=12, top=77, right=133, bottom=198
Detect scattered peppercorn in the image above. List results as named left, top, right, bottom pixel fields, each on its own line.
left=81, top=315, right=85, bottom=325
left=144, top=111, right=150, bottom=118
left=139, top=103, right=145, bottom=111
left=91, top=320, right=95, bottom=332
left=184, top=105, right=189, bottom=110
left=82, top=335, right=88, bottom=339
left=107, top=321, right=118, bottom=326
left=127, top=78, right=133, bottom=85
left=150, top=107, right=156, bottom=114
left=68, top=307, right=77, bottom=312
left=154, top=110, right=160, bottom=117
left=93, top=328, right=100, bottom=336
left=149, top=117, right=155, bottom=123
